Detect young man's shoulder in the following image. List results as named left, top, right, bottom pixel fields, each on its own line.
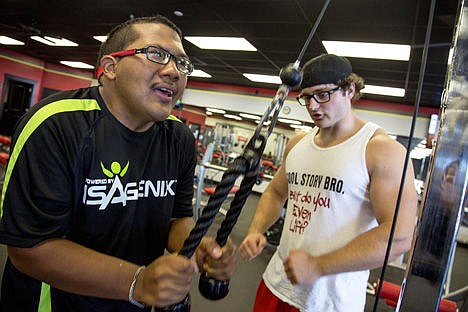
left=369, top=129, right=405, bottom=151
left=290, top=132, right=309, bottom=145
left=367, top=129, right=408, bottom=167
left=284, top=132, right=309, bottom=156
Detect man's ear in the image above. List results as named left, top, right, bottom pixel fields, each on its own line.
left=347, top=82, right=356, bottom=98
left=100, top=56, right=118, bottom=80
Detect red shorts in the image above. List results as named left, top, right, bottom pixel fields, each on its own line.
left=253, top=279, right=300, bottom=312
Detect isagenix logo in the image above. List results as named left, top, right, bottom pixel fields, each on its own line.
left=82, top=161, right=177, bottom=210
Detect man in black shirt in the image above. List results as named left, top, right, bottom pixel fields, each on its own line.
left=0, top=15, right=236, bottom=311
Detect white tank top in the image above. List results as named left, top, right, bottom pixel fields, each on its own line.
left=263, top=122, right=380, bottom=312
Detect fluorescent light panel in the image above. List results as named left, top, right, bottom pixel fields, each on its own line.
left=190, top=69, right=212, bottom=78
left=239, top=113, right=261, bottom=120
left=291, top=124, right=313, bottom=131
left=206, top=108, right=226, bottom=114
left=224, top=114, right=242, bottom=120
left=256, top=120, right=271, bottom=126
left=243, top=73, right=281, bottom=84
left=0, top=36, right=25, bottom=45
left=363, top=85, right=405, bottom=97
left=60, top=61, right=94, bottom=69
left=185, top=36, right=257, bottom=51
left=31, top=36, right=78, bottom=46
left=278, top=118, right=302, bottom=125
left=93, top=36, right=107, bottom=43
left=322, top=40, right=411, bottom=61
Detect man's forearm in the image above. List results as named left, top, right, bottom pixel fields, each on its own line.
left=316, top=223, right=412, bottom=276
left=248, top=190, right=285, bottom=235
left=8, top=238, right=137, bottom=301
left=167, top=217, right=195, bottom=253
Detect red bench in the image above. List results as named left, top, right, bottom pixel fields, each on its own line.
left=377, top=280, right=457, bottom=312
left=204, top=185, right=240, bottom=195
left=0, top=135, right=11, bottom=146
left=0, top=152, right=9, bottom=165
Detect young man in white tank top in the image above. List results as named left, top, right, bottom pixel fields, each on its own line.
left=240, top=54, right=418, bottom=312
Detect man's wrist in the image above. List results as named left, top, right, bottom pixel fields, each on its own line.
left=247, top=225, right=264, bottom=235
left=129, top=265, right=146, bottom=308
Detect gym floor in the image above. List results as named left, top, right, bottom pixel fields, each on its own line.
left=0, top=192, right=466, bottom=311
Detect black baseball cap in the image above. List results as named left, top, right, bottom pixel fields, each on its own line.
left=300, top=54, right=352, bottom=89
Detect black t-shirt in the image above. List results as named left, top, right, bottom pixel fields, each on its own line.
left=0, top=86, right=196, bottom=311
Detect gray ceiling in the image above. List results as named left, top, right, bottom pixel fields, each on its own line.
left=0, top=0, right=460, bottom=109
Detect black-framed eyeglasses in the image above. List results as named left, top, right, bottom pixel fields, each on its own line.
left=108, top=45, right=194, bottom=75
left=296, top=86, right=341, bottom=106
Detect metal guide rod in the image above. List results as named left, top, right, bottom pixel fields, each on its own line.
left=252, top=0, right=330, bottom=143
left=194, top=143, right=214, bottom=220
left=372, top=0, right=437, bottom=310
left=296, top=0, right=331, bottom=63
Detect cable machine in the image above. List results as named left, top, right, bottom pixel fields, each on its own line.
left=396, top=0, right=468, bottom=310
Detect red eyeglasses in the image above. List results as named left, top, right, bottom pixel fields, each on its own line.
left=96, top=45, right=194, bottom=78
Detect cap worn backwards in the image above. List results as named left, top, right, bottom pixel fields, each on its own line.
left=300, top=54, right=352, bottom=90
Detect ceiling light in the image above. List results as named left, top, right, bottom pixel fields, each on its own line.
left=278, top=118, right=302, bottom=125
left=291, top=124, right=313, bottom=131
left=0, top=36, right=25, bottom=45
left=206, top=111, right=213, bottom=116
left=363, top=85, right=405, bottom=97
left=243, top=73, right=281, bottom=84
left=206, top=108, right=226, bottom=114
left=190, top=69, right=212, bottom=78
left=256, top=120, right=271, bottom=126
left=322, top=40, right=411, bottom=61
left=185, top=36, right=257, bottom=51
left=31, top=36, right=78, bottom=47
left=224, top=114, right=242, bottom=121
left=174, top=10, right=183, bottom=17
left=239, top=113, right=261, bottom=120
left=60, top=61, right=94, bottom=69
left=93, top=36, right=107, bottom=43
